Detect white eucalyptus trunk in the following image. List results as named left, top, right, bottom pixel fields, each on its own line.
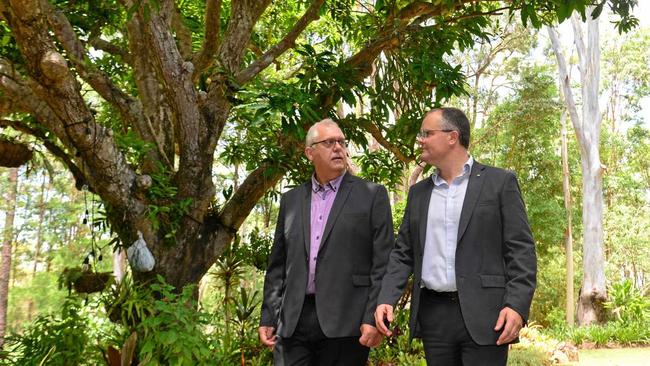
left=548, top=8, right=607, bottom=325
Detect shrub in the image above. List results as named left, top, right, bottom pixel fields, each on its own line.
left=369, top=307, right=424, bottom=365
left=604, top=279, right=649, bottom=324
left=508, top=346, right=551, bottom=366
left=558, top=321, right=650, bottom=347
left=1, top=298, right=102, bottom=366
left=136, top=278, right=212, bottom=365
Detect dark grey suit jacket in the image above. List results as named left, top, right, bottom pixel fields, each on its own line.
left=377, top=162, right=536, bottom=345
left=260, top=173, right=394, bottom=338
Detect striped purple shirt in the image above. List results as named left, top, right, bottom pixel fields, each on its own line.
left=306, top=173, right=344, bottom=294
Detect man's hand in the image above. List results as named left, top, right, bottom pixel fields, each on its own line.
left=494, top=307, right=524, bottom=345
left=374, top=304, right=394, bottom=337
left=359, top=324, right=383, bottom=348
left=258, top=326, right=277, bottom=350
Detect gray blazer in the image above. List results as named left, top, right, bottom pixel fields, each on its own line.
left=378, top=162, right=536, bottom=345
left=260, top=173, right=394, bottom=338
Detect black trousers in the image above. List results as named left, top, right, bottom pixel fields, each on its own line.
left=417, top=289, right=508, bottom=366
left=273, top=296, right=369, bottom=366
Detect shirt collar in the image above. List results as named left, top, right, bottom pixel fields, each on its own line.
left=312, top=172, right=345, bottom=193
left=432, top=156, right=474, bottom=186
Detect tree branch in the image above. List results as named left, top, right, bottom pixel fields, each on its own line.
left=0, top=118, right=87, bottom=188
left=216, top=0, right=273, bottom=73
left=192, top=0, right=222, bottom=81
left=43, top=3, right=143, bottom=128
left=0, top=58, right=74, bottom=148
left=548, top=26, right=584, bottom=139
left=124, top=16, right=176, bottom=172
left=570, top=14, right=588, bottom=71
left=6, top=0, right=136, bottom=210
left=219, top=161, right=286, bottom=231
left=138, top=1, right=217, bottom=230
left=234, top=0, right=326, bottom=85
left=360, top=118, right=415, bottom=164
left=169, top=2, right=193, bottom=60
left=89, top=37, right=132, bottom=64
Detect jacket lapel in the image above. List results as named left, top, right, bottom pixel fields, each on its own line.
left=318, top=173, right=353, bottom=254
left=418, top=178, right=434, bottom=255
left=457, top=162, right=486, bottom=242
left=301, top=181, right=312, bottom=258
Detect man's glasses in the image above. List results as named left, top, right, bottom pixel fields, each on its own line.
left=416, top=129, right=454, bottom=139
left=310, top=138, right=349, bottom=149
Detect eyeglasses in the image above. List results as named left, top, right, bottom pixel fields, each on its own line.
left=416, top=129, right=454, bottom=139
left=310, top=138, right=348, bottom=149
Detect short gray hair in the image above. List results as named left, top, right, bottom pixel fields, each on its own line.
left=305, top=119, right=340, bottom=146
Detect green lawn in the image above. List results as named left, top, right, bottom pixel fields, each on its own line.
left=575, top=347, right=650, bottom=366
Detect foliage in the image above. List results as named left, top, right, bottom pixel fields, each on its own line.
left=230, top=287, right=263, bottom=365
left=356, top=149, right=406, bottom=189
left=529, top=246, right=582, bottom=327
left=604, top=279, right=650, bottom=324
left=1, top=298, right=103, bottom=365
left=507, top=347, right=551, bottom=366
left=136, top=278, right=212, bottom=365
left=146, top=164, right=193, bottom=245
left=557, top=321, right=650, bottom=346
left=102, top=275, right=156, bottom=329
left=368, top=307, right=424, bottom=365
left=239, top=228, right=274, bottom=272
left=114, top=129, right=154, bottom=168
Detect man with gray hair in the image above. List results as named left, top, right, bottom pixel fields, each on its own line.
left=260, top=119, right=394, bottom=365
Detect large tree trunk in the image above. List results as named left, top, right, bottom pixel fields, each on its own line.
left=0, top=167, right=19, bottom=347
left=548, top=9, right=607, bottom=325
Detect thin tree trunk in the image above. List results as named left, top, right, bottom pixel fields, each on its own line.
left=0, top=168, right=19, bottom=347
left=560, top=112, right=575, bottom=326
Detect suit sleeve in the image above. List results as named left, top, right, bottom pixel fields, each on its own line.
left=260, top=195, right=287, bottom=327
left=362, top=185, right=395, bottom=326
left=500, top=172, right=537, bottom=322
left=377, top=188, right=415, bottom=307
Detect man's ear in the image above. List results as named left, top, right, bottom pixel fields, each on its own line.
left=448, top=130, right=460, bottom=145
left=305, top=146, right=313, bottom=161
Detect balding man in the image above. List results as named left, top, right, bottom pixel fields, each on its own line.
left=260, top=119, right=394, bottom=365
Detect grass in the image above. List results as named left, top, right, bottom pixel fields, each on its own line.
left=561, top=347, right=650, bottom=366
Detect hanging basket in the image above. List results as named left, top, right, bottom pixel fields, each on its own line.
left=73, top=271, right=113, bottom=294
left=60, top=267, right=114, bottom=294
left=0, top=140, right=33, bottom=167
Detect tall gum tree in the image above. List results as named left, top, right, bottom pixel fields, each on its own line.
left=0, top=1, right=638, bottom=289
left=547, top=6, right=612, bottom=325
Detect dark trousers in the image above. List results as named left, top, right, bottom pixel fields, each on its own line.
left=273, top=296, right=369, bottom=366
left=417, top=289, right=508, bottom=366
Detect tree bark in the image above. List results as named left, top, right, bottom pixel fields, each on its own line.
left=548, top=9, right=607, bottom=325
left=0, top=168, right=19, bottom=347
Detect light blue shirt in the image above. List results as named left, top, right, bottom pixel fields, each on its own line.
left=421, top=156, right=473, bottom=292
